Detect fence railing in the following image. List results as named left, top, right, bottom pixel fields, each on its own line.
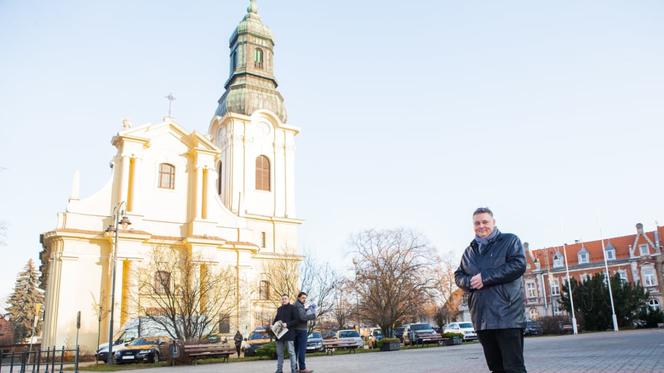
left=0, top=346, right=79, bottom=373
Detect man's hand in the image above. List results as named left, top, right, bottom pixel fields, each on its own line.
left=471, top=273, right=484, bottom=289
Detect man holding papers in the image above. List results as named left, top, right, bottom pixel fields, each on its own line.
left=273, top=294, right=299, bottom=373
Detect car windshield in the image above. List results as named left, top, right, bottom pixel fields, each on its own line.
left=411, top=324, right=432, bottom=330
left=249, top=332, right=270, bottom=340
left=129, top=338, right=155, bottom=346
left=373, top=330, right=383, bottom=336
left=459, top=323, right=473, bottom=329
left=339, top=331, right=360, bottom=338
left=308, top=332, right=322, bottom=339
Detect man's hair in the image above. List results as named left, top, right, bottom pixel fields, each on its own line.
left=281, top=294, right=289, bottom=298
left=297, top=291, right=308, bottom=298
left=473, top=207, right=493, bottom=217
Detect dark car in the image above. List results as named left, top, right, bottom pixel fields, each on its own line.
left=523, top=321, right=543, bottom=336
left=114, top=337, right=169, bottom=364
left=306, top=332, right=324, bottom=353
left=243, top=328, right=273, bottom=357
left=394, top=327, right=405, bottom=343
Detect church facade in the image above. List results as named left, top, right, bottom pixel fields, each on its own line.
left=39, top=0, right=302, bottom=352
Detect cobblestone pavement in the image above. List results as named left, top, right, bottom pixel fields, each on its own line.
left=133, top=329, right=664, bottom=373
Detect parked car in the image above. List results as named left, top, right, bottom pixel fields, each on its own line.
left=394, top=327, right=405, bottom=343
left=113, top=336, right=169, bottom=364
left=306, top=332, right=325, bottom=353
left=524, top=320, right=543, bottom=336
left=322, top=330, right=337, bottom=339
left=335, top=329, right=364, bottom=348
left=444, top=322, right=477, bottom=341
left=243, top=327, right=274, bottom=356
left=402, top=323, right=437, bottom=345
left=367, top=328, right=383, bottom=348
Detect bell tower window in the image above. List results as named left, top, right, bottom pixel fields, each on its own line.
left=254, top=48, right=264, bottom=69
left=255, top=155, right=271, bottom=191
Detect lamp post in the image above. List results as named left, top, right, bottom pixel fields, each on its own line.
left=105, top=201, right=131, bottom=364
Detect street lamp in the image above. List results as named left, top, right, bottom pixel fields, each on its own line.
left=105, top=201, right=131, bottom=364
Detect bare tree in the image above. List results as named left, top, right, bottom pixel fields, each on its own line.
left=433, top=255, right=460, bottom=325
left=348, top=229, right=440, bottom=337
left=261, top=252, right=302, bottom=307
left=300, top=256, right=341, bottom=332
left=135, top=247, right=237, bottom=343
left=331, top=280, right=354, bottom=329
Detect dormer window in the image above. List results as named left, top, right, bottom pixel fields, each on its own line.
left=254, top=48, right=264, bottom=69
left=604, top=245, right=616, bottom=260
left=553, top=253, right=563, bottom=268
left=639, top=244, right=649, bottom=256
left=578, top=248, right=589, bottom=264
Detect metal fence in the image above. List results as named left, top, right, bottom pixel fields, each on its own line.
left=0, top=346, right=79, bottom=373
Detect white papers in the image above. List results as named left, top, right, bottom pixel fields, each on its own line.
left=271, top=320, right=288, bottom=339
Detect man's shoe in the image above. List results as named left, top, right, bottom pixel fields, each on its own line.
left=299, top=370, right=314, bottom=373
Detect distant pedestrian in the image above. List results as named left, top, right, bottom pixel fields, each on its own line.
left=273, top=294, right=298, bottom=373
left=293, top=291, right=316, bottom=373
left=455, top=207, right=527, bottom=373
left=233, top=330, right=243, bottom=358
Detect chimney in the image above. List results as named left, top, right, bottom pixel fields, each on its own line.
left=636, top=223, right=644, bottom=235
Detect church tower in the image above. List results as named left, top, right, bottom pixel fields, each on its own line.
left=209, top=0, right=301, bottom=254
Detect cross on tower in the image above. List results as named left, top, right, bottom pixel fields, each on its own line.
left=165, top=92, right=176, bottom=117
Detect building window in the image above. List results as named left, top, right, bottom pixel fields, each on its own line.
left=578, top=249, right=589, bottom=264
left=550, top=279, right=560, bottom=296
left=529, top=308, right=539, bottom=320
left=526, top=282, right=537, bottom=298
left=154, top=271, right=171, bottom=294
left=217, top=162, right=223, bottom=196
left=259, top=280, right=270, bottom=300
left=605, top=245, right=616, bottom=260
left=643, top=267, right=657, bottom=287
left=254, top=48, right=264, bottom=69
left=553, top=253, right=563, bottom=268
left=255, top=155, right=271, bottom=191
left=231, top=50, right=237, bottom=72
left=639, top=244, right=649, bottom=256
left=260, top=232, right=267, bottom=248
left=648, top=299, right=660, bottom=311
left=617, top=270, right=628, bottom=283
left=219, top=316, right=230, bottom=334
left=158, top=163, right=175, bottom=189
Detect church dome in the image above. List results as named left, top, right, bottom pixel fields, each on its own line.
left=229, top=1, right=273, bottom=45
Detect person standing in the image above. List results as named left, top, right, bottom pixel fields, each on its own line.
left=233, top=330, right=243, bottom=358
left=293, top=291, right=316, bottom=373
left=273, top=294, right=298, bottom=373
left=455, top=207, right=527, bottom=373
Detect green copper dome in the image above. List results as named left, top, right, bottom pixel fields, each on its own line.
left=216, top=0, right=287, bottom=122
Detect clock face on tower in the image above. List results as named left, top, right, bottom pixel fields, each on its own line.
left=257, top=121, right=272, bottom=136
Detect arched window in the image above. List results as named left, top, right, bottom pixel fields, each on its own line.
left=217, top=162, right=223, bottom=196
left=154, top=271, right=171, bottom=294
left=254, top=48, right=264, bottom=69
left=255, top=156, right=270, bottom=191
left=648, top=298, right=660, bottom=310
left=158, top=163, right=175, bottom=189
left=259, top=280, right=270, bottom=300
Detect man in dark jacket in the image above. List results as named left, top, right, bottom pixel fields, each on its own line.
left=455, top=207, right=527, bottom=373
left=233, top=330, right=243, bottom=358
left=293, top=291, right=316, bottom=373
left=273, top=294, right=298, bottom=373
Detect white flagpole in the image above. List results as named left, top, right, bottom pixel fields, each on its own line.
left=562, top=243, right=578, bottom=335
left=600, top=230, right=619, bottom=332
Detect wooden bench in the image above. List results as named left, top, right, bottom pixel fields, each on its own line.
left=183, top=344, right=236, bottom=364
left=322, top=339, right=361, bottom=355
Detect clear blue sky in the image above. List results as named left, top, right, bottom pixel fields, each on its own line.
left=1, top=0, right=663, bottom=305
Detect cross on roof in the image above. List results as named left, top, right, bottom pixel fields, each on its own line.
left=165, top=92, right=176, bottom=117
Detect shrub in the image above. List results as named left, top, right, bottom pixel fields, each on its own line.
left=376, top=338, right=400, bottom=349
left=539, top=316, right=568, bottom=335
left=255, top=342, right=278, bottom=359
left=638, top=308, right=664, bottom=328
left=442, top=332, right=464, bottom=339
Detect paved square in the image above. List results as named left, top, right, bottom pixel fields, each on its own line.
left=132, top=329, right=664, bottom=373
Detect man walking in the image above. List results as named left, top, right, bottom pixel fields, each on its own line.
left=294, top=291, right=316, bottom=373
left=273, top=294, right=298, bottom=373
left=455, top=207, right=527, bottom=373
left=233, top=330, right=243, bottom=358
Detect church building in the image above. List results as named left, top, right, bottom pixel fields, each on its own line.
left=39, top=0, right=302, bottom=352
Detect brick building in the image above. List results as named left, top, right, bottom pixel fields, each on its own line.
left=523, top=223, right=663, bottom=320
left=0, top=315, right=14, bottom=346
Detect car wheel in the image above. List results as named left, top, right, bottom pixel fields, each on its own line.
left=153, top=352, right=159, bottom=364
